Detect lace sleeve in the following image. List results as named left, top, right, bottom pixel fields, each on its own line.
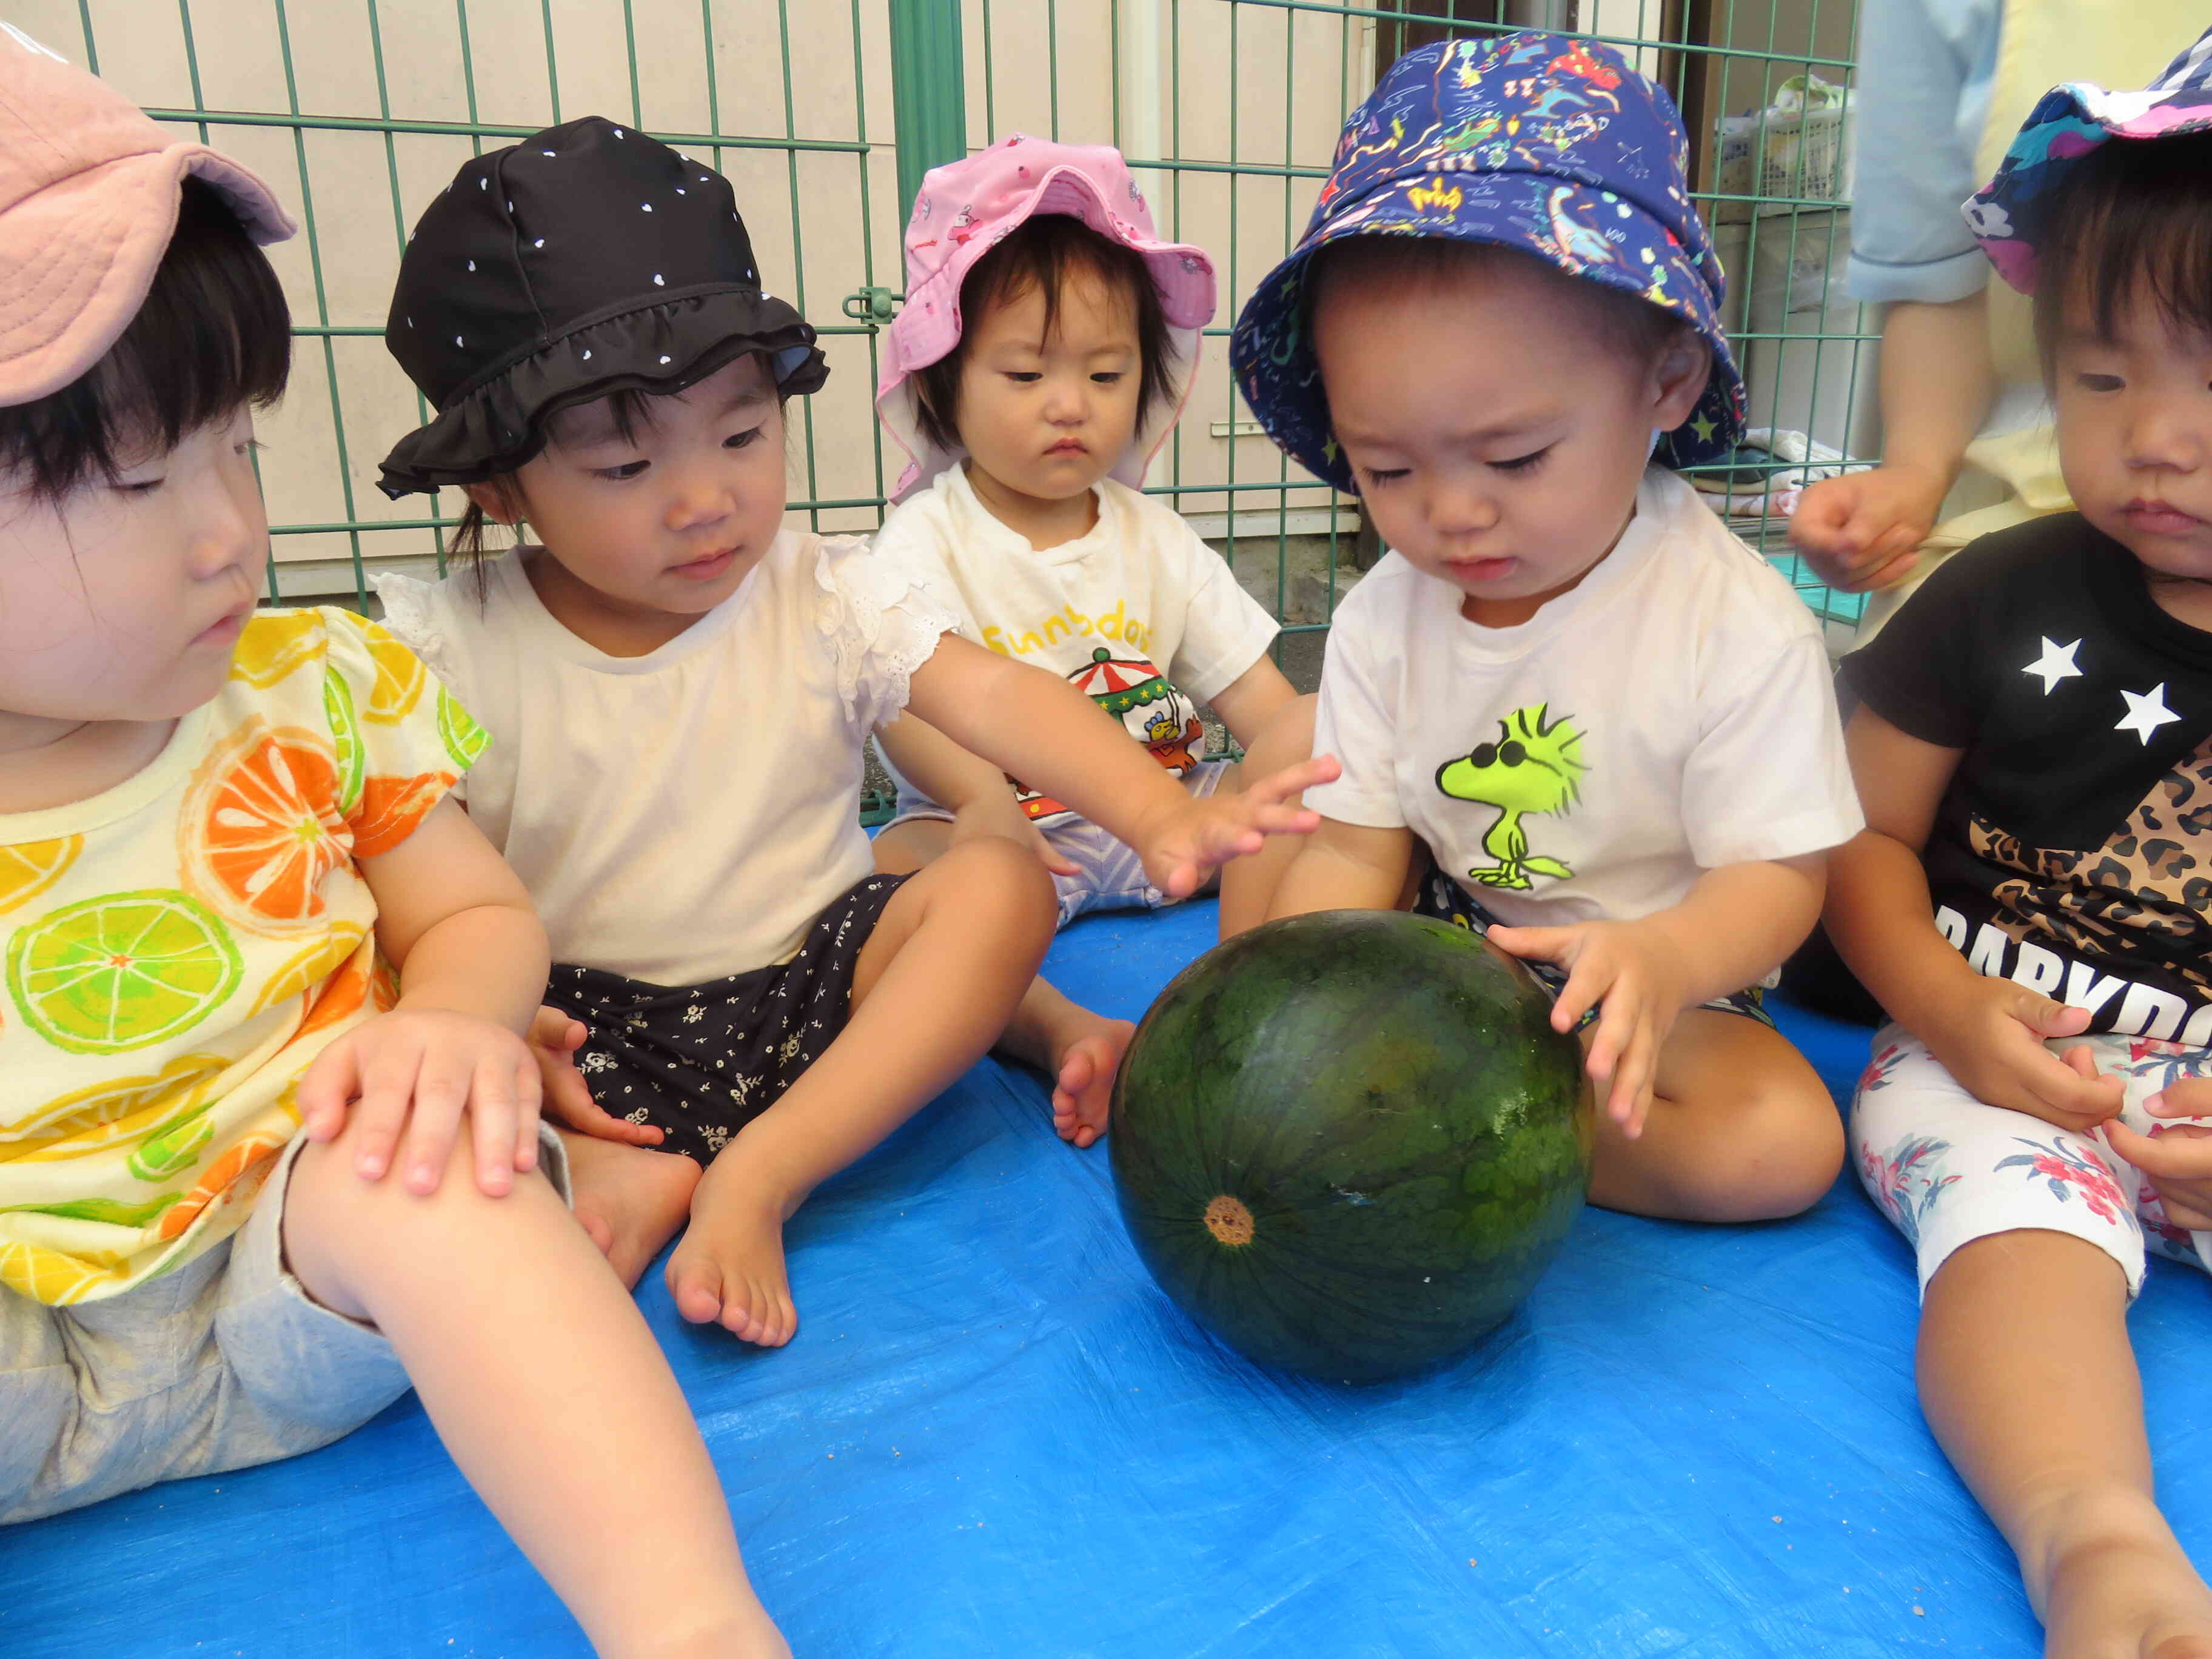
left=811, top=534, right=959, bottom=732
left=369, top=572, right=458, bottom=685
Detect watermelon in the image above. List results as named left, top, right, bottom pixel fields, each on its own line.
left=1108, top=910, right=1594, bottom=1384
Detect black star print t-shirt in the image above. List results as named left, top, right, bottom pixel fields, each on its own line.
left=1843, top=513, right=2212, bottom=1045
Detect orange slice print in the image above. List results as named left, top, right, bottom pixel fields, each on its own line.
left=182, top=721, right=347, bottom=936
left=227, top=611, right=323, bottom=689
left=349, top=769, right=454, bottom=859
left=249, top=923, right=370, bottom=1019
left=156, top=1130, right=289, bottom=1241
left=0, top=836, right=82, bottom=917
left=295, top=947, right=372, bottom=1042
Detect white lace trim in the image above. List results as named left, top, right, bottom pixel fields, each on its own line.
left=369, top=572, right=454, bottom=682
left=811, top=534, right=957, bottom=729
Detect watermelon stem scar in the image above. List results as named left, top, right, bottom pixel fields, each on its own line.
left=1203, top=1195, right=1254, bottom=1247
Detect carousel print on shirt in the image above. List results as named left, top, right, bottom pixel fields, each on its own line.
left=1011, top=647, right=1207, bottom=825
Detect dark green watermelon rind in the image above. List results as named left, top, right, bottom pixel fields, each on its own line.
left=1109, top=912, right=1594, bottom=1385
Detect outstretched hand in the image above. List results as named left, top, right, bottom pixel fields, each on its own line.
left=1484, top=917, right=1685, bottom=1138
left=295, top=1007, right=541, bottom=1198
left=527, top=1006, right=665, bottom=1147
left=1788, top=464, right=1947, bottom=594
left=1133, top=753, right=1341, bottom=899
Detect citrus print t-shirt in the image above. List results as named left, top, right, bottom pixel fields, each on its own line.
left=871, top=464, right=1278, bottom=824
left=0, top=609, right=483, bottom=1306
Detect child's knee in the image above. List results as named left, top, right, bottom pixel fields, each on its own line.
left=1666, top=1070, right=1845, bottom=1221
left=933, top=834, right=1059, bottom=937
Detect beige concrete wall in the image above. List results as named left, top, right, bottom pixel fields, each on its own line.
left=18, top=0, right=1361, bottom=594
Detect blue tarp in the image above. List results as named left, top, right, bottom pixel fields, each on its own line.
left=13, top=900, right=2211, bottom=1656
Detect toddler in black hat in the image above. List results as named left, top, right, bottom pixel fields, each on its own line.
left=373, top=119, right=1338, bottom=1352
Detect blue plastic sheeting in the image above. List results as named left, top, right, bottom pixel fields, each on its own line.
left=12, top=900, right=2212, bottom=1657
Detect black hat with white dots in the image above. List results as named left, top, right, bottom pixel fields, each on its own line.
left=375, top=115, right=827, bottom=497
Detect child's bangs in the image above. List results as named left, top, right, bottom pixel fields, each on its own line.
left=1, top=179, right=289, bottom=503
left=2034, top=131, right=2212, bottom=368
left=913, top=214, right=1176, bottom=454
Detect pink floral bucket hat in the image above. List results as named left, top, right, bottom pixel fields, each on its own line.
left=874, top=133, right=1216, bottom=503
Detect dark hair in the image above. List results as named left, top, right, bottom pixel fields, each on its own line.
left=2031, top=129, right=2212, bottom=377
left=910, top=213, right=1177, bottom=455
left=441, top=370, right=791, bottom=589
left=0, top=178, right=290, bottom=503
left=1308, top=235, right=1695, bottom=366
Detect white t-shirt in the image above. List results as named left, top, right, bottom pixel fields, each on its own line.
left=1310, top=468, right=1862, bottom=928
left=872, top=464, right=1278, bottom=822
left=375, top=531, right=956, bottom=986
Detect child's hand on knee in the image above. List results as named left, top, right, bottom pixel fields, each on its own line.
left=1922, top=979, right=2125, bottom=1132
left=1486, top=918, right=1684, bottom=1138
left=527, top=1007, right=665, bottom=1147
left=297, top=1009, right=543, bottom=1198
left=1133, top=752, right=1341, bottom=896
left=2107, top=1081, right=2212, bottom=1232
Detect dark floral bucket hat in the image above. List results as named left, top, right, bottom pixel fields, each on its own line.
left=1231, top=32, right=1744, bottom=494
left=377, top=115, right=826, bottom=498
left=1966, top=27, right=2212, bottom=293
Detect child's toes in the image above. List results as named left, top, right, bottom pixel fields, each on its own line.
left=664, top=1244, right=728, bottom=1326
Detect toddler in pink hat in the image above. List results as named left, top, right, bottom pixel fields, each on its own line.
left=0, top=28, right=795, bottom=1653
left=871, top=134, right=1303, bottom=1147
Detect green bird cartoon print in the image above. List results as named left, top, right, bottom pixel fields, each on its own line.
left=1435, top=703, right=1589, bottom=890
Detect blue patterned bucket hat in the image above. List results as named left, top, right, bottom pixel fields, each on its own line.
left=1966, top=28, right=2212, bottom=294
left=1231, top=32, right=1744, bottom=492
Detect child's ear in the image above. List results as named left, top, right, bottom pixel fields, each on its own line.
left=462, top=480, right=523, bottom=526
left=1648, top=330, right=1711, bottom=429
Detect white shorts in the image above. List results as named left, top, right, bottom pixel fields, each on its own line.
left=883, top=757, right=1232, bottom=930
left=1851, top=1026, right=2212, bottom=1299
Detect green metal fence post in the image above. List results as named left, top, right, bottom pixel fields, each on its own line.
left=888, top=0, right=967, bottom=221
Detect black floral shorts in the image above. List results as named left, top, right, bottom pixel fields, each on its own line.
left=545, top=874, right=908, bottom=1165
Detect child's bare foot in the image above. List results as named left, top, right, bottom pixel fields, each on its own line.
left=2036, top=1491, right=2212, bottom=1659
left=663, top=1151, right=801, bottom=1345
left=1050, top=1016, right=1134, bottom=1148
left=558, top=1130, right=702, bottom=1289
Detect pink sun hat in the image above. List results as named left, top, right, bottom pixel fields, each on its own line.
left=875, top=133, right=1216, bottom=503
left=0, top=22, right=296, bottom=406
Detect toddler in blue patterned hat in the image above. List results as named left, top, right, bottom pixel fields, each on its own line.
left=1228, top=32, right=1862, bottom=1222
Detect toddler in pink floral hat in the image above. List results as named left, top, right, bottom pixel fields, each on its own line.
left=871, top=134, right=1302, bottom=1148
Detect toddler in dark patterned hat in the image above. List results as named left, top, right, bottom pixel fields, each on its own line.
left=373, top=119, right=1336, bottom=1353
left=1227, top=34, right=1862, bottom=1219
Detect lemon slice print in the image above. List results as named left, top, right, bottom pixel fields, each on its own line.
left=227, top=611, right=322, bottom=688
left=436, top=686, right=488, bottom=770
left=1, top=1051, right=227, bottom=1156
left=249, top=922, right=368, bottom=1019
left=0, top=835, right=82, bottom=917
left=7, top=890, right=243, bottom=1054
left=364, top=628, right=427, bottom=723
left=324, top=667, right=364, bottom=812
left=0, top=1236, right=125, bottom=1304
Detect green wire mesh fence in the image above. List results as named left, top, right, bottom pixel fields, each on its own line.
left=37, top=0, right=1869, bottom=656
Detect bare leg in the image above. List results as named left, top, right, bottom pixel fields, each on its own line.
left=873, top=817, right=1130, bottom=1148
left=283, top=1127, right=788, bottom=1659
left=558, top=1128, right=702, bottom=1288
left=668, top=836, right=1057, bottom=1343
left=1217, top=694, right=1316, bottom=940
left=1586, top=1007, right=1843, bottom=1221
left=1920, top=1231, right=2212, bottom=1659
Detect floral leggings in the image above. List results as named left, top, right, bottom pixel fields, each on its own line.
left=1853, top=1027, right=2212, bottom=1299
